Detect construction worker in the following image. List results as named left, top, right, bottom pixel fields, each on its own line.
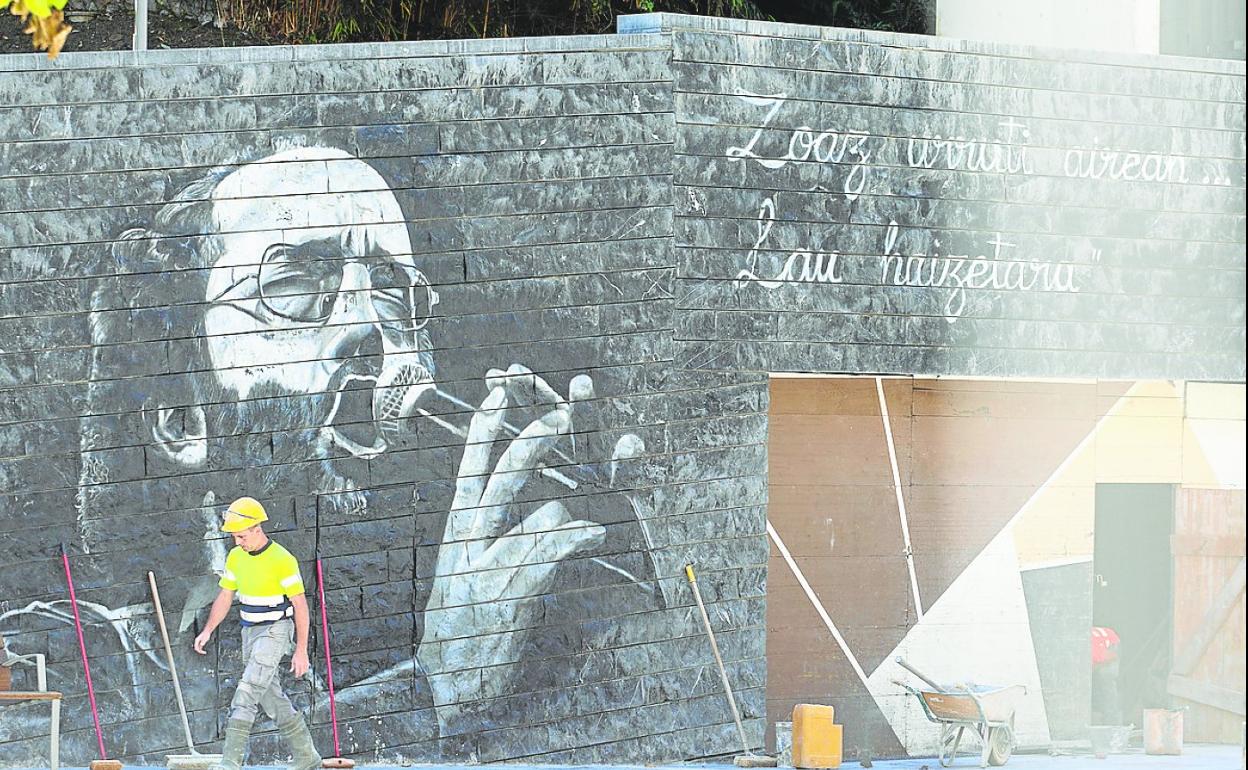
left=1091, top=625, right=1122, bottom=725
left=193, top=496, right=321, bottom=770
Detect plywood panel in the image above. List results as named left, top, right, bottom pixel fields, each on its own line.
left=910, top=415, right=1093, bottom=486
left=1182, top=418, right=1247, bottom=489
left=767, top=377, right=914, bottom=756
left=768, top=414, right=904, bottom=487
left=906, top=484, right=1045, bottom=548
left=1185, top=383, right=1247, bottom=421
left=914, top=384, right=1098, bottom=420
left=1172, top=488, right=1247, bottom=742
left=768, top=484, right=905, bottom=557
left=1012, top=484, right=1097, bottom=566
left=919, top=380, right=1096, bottom=395
left=1094, top=413, right=1184, bottom=482
left=771, top=377, right=911, bottom=417
left=767, top=558, right=913, bottom=629
left=768, top=375, right=1101, bottom=751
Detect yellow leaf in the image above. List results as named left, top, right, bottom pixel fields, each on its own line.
left=29, top=16, right=47, bottom=45
left=15, top=6, right=71, bottom=58
left=46, top=10, right=71, bottom=57
left=24, top=0, right=50, bottom=16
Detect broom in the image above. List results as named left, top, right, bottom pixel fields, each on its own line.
left=61, top=543, right=123, bottom=770
left=147, top=571, right=222, bottom=770
left=685, top=563, right=776, bottom=768
left=316, top=556, right=353, bottom=769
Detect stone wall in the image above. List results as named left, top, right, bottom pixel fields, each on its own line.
left=0, top=13, right=1243, bottom=767
left=625, top=14, right=1247, bottom=380
left=0, top=34, right=769, bottom=766
left=633, top=12, right=1244, bottom=761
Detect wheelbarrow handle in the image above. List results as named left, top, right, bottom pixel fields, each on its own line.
left=896, top=657, right=945, bottom=691
left=892, top=679, right=921, bottom=693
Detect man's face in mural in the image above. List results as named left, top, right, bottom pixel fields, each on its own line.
left=201, top=147, right=436, bottom=464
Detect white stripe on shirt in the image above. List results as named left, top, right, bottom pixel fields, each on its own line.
left=237, top=591, right=287, bottom=607
left=240, top=607, right=290, bottom=624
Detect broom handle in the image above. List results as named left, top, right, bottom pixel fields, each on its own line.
left=61, top=544, right=107, bottom=760
left=148, top=571, right=196, bottom=753
left=685, top=563, right=752, bottom=755
left=316, top=558, right=342, bottom=756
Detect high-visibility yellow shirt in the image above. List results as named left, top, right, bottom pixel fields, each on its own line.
left=218, top=541, right=305, bottom=627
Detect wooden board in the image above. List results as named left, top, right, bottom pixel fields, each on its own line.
left=765, top=375, right=1101, bottom=750
left=1170, top=487, right=1247, bottom=742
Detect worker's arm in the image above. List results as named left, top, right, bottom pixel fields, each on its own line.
left=192, top=588, right=234, bottom=654
left=289, top=593, right=311, bottom=678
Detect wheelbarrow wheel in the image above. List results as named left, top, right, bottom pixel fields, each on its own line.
left=939, top=724, right=964, bottom=768
left=986, top=722, right=1015, bottom=766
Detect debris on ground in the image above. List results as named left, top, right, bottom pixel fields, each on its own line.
left=1, top=6, right=255, bottom=54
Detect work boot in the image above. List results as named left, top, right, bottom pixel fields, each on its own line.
left=213, top=718, right=251, bottom=770
left=278, top=716, right=322, bottom=770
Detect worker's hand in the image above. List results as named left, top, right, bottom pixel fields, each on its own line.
left=192, top=629, right=212, bottom=654
left=417, top=366, right=605, bottom=723
left=290, top=646, right=310, bottom=678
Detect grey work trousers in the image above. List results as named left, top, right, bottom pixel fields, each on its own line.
left=230, top=618, right=301, bottom=728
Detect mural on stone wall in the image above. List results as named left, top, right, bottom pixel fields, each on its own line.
left=98, top=145, right=655, bottom=724
left=672, top=30, right=1246, bottom=379
left=0, top=139, right=694, bottom=763
left=4, top=15, right=1241, bottom=767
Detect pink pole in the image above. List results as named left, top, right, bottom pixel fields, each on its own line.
left=61, top=545, right=108, bottom=760
left=316, top=557, right=342, bottom=757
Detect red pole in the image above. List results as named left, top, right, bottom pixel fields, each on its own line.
left=316, top=557, right=342, bottom=757
left=61, top=544, right=108, bottom=760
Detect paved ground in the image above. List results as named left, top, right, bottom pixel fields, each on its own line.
left=850, top=743, right=1242, bottom=768
left=20, top=746, right=1245, bottom=770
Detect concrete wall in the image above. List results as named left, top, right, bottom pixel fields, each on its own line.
left=0, top=35, right=769, bottom=766
left=0, top=12, right=1243, bottom=766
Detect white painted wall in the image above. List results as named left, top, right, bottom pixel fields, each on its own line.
left=937, top=0, right=1161, bottom=55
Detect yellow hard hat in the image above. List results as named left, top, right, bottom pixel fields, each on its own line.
left=222, top=496, right=268, bottom=533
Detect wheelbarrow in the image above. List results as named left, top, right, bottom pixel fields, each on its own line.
left=893, top=657, right=1025, bottom=768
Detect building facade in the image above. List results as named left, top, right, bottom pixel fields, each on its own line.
left=0, top=12, right=1243, bottom=765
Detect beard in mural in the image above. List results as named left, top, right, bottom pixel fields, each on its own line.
left=3, top=146, right=660, bottom=762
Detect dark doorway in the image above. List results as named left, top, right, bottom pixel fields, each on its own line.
left=1093, top=483, right=1175, bottom=727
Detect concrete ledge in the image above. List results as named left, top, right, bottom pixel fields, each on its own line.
left=9, top=749, right=1245, bottom=770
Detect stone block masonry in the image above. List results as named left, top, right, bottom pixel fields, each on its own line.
left=631, top=13, right=1246, bottom=381
left=0, top=13, right=1243, bottom=767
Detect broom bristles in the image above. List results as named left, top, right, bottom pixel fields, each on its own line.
left=166, top=753, right=223, bottom=770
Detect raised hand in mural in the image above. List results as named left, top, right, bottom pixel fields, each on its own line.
left=417, top=364, right=605, bottom=727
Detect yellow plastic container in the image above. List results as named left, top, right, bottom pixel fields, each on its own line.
left=792, top=704, right=842, bottom=768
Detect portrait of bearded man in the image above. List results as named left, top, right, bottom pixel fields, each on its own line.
left=2, top=145, right=666, bottom=760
